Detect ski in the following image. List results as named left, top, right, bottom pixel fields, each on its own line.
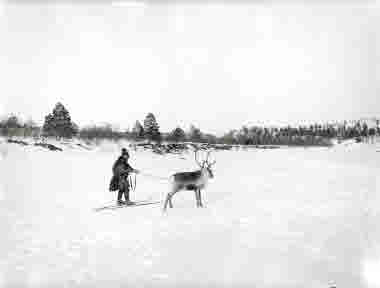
left=94, top=200, right=161, bottom=212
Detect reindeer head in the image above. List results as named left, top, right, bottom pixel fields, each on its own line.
left=195, top=150, right=216, bottom=178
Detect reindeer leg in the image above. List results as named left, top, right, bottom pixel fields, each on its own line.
left=198, top=189, right=203, bottom=207
left=163, top=190, right=177, bottom=212
left=169, top=195, right=173, bottom=208
left=163, top=193, right=171, bottom=212
left=194, top=189, right=199, bottom=207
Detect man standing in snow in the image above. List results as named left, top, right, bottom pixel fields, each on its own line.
left=109, top=148, right=139, bottom=205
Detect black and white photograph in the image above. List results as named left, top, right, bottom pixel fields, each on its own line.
left=0, top=0, right=379, bottom=287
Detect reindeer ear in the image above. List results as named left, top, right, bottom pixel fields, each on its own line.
left=194, top=149, right=203, bottom=168
left=205, top=151, right=211, bottom=163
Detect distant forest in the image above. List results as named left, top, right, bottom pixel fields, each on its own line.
left=1, top=102, right=379, bottom=147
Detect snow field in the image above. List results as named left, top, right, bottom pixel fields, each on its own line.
left=1, top=140, right=380, bottom=287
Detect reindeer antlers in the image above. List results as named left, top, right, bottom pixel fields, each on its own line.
left=205, top=151, right=216, bottom=167
left=194, top=149, right=216, bottom=168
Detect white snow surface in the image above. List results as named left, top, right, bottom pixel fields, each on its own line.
left=1, top=138, right=380, bottom=288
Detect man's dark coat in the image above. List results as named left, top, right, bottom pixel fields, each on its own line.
left=109, top=156, right=134, bottom=192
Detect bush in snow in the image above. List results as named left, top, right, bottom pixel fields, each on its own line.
left=167, top=127, right=186, bottom=142
left=0, top=115, right=23, bottom=137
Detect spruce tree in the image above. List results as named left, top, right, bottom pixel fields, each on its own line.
left=143, top=113, right=161, bottom=142
left=42, top=102, right=77, bottom=138
left=42, top=114, right=54, bottom=137
left=132, top=120, right=144, bottom=139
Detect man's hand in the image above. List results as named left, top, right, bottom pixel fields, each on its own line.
left=134, top=169, right=140, bottom=174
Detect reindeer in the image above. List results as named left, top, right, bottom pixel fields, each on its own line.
left=163, top=150, right=216, bottom=212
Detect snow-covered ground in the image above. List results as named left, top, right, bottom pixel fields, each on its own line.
left=1, top=138, right=380, bottom=288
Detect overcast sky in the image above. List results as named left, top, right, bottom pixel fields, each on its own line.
left=0, top=0, right=379, bottom=134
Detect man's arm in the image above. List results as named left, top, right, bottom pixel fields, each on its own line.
left=127, top=164, right=140, bottom=174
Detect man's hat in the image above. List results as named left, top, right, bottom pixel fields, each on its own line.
left=121, top=148, right=129, bottom=156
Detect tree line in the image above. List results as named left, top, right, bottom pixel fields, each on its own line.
left=1, top=102, right=379, bottom=146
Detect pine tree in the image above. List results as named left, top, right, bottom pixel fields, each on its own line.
left=42, top=114, right=54, bottom=137
left=132, top=120, right=144, bottom=139
left=188, top=125, right=202, bottom=143
left=42, top=102, right=77, bottom=139
left=143, top=113, right=161, bottom=142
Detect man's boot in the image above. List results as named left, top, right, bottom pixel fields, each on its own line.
left=124, top=190, right=134, bottom=205
left=117, top=190, right=126, bottom=205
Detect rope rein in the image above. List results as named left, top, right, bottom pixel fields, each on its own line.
left=139, top=172, right=170, bottom=182
left=126, top=171, right=166, bottom=200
